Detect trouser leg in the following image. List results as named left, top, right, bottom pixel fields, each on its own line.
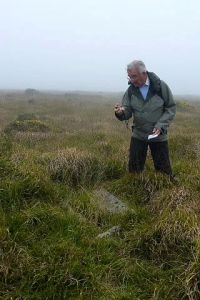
left=148, top=141, right=173, bottom=175
left=128, top=137, right=148, bottom=172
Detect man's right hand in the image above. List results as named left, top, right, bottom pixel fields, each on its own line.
left=114, top=103, right=125, bottom=115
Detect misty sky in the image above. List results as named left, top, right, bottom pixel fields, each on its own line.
left=1, top=0, right=200, bottom=94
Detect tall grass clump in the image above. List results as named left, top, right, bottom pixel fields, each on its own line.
left=0, top=152, right=58, bottom=211
left=47, top=148, right=104, bottom=187
left=129, top=186, right=200, bottom=259
left=44, top=147, right=124, bottom=188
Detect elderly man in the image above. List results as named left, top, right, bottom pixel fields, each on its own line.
left=114, top=60, right=176, bottom=176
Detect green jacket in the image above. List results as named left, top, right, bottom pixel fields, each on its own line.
left=115, top=72, right=176, bottom=142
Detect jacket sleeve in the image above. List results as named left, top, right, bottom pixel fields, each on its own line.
left=115, top=88, right=133, bottom=121
left=155, top=81, right=176, bottom=133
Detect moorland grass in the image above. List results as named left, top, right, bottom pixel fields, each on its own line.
left=0, top=92, right=200, bottom=299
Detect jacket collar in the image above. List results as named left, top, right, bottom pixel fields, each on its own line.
left=128, top=71, right=161, bottom=94
left=147, top=71, right=161, bottom=93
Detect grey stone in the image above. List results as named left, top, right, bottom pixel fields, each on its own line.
left=93, top=188, right=129, bottom=213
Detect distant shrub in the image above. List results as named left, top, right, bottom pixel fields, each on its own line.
left=25, top=88, right=38, bottom=96
left=4, top=113, right=50, bottom=135
left=4, top=119, right=50, bottom=134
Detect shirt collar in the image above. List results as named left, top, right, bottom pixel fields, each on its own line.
left=144, top=76, right=150, bottom=86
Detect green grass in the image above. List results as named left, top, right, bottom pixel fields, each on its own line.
left=0, top=92, right=200, bottom=299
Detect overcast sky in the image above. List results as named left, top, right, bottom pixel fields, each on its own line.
left=1, top=0, right=200, bottom=94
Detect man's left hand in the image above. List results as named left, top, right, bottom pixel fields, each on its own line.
left=152, top=128, right=161, bottom=136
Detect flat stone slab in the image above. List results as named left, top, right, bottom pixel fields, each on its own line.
left=93, top=188, right=129, bottom=213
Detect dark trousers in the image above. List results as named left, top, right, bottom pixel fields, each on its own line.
left=128, top=137, right=173, bottom=175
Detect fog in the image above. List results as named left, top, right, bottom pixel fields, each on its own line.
left=1, top=0, right=200, bottom=94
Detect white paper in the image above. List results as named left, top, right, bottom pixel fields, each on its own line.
left=148, top=134, right=159, bottom=140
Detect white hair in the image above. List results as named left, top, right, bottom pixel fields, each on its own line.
left=127, top=60, right=147, bottom=73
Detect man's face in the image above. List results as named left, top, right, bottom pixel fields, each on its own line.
left=127, top=68, right=147, bottom=87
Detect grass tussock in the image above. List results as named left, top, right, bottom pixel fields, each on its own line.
left=107, top=172, right=174, bottom=205
left=47, top=147, right=105, bottom=187
left=44, top=147, right=124, bottom=188
left=0, top=154, right=58, bottom=211
left=126, top=187, right=200, bottom=298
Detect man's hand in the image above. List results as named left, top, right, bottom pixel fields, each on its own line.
left=152, top=127, right=161, bottom=136
left=114, top=103, right=125, bottom=115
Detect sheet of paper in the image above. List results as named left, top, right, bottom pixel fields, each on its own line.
left=148, top=134, right=159, bottom=140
